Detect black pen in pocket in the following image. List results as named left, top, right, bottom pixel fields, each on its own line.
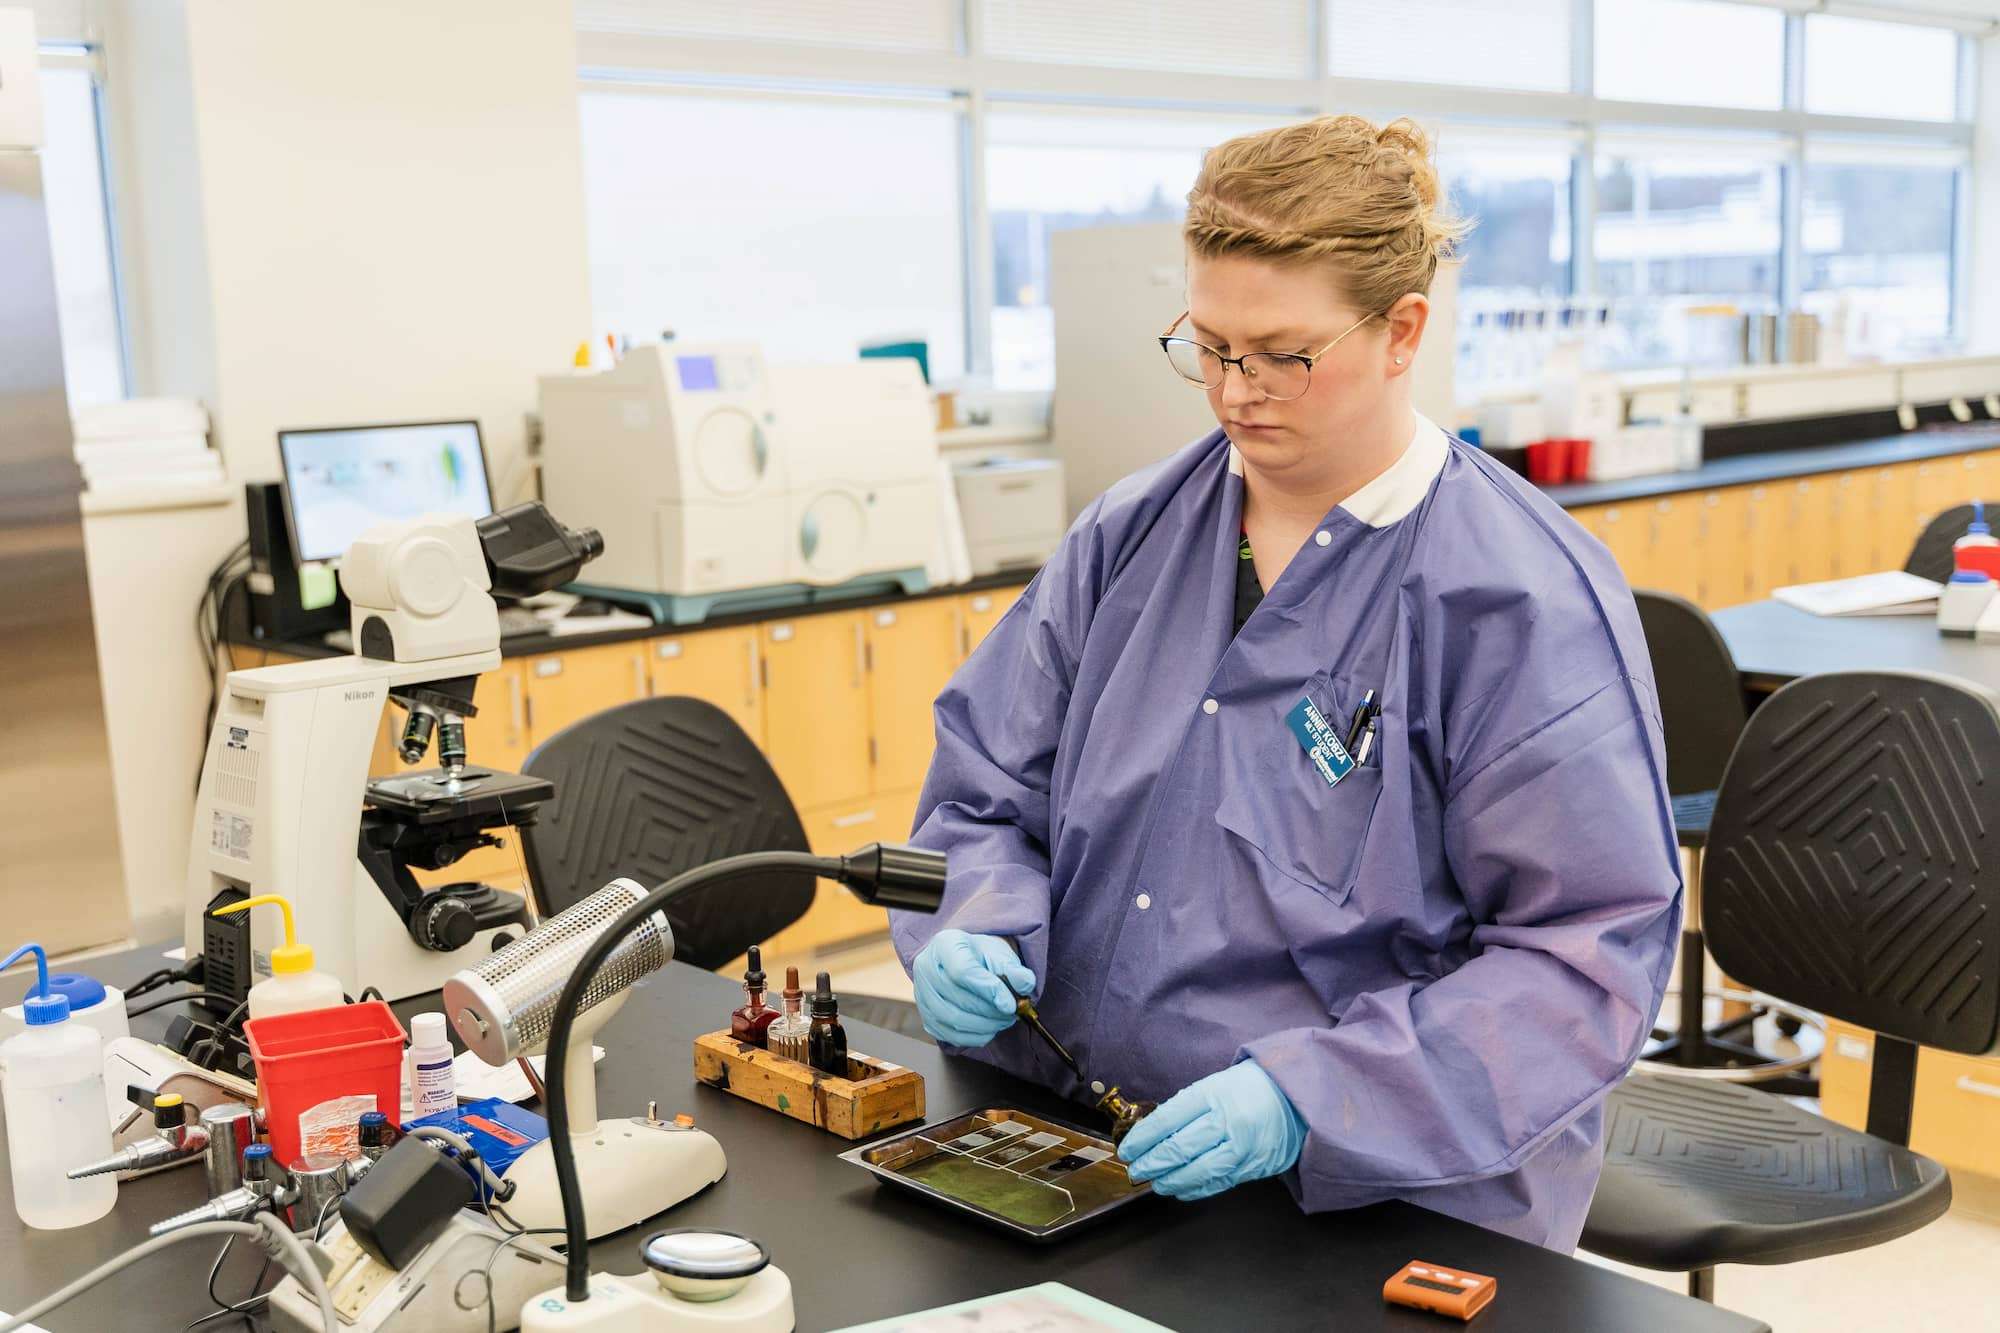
left=1344, top=688, right=1377, bottom=754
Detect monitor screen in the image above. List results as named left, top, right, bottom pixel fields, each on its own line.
left=278, top=420, right=493, bottom=563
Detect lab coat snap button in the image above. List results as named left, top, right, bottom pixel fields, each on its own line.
left=1315, top=530, right=1332, bottom=546
left=1202, top=698, right=1218, bottom=715
left=1135, top=893, right=1152, bottom=911
left=1090, top=1080, right=1106, bottom=1095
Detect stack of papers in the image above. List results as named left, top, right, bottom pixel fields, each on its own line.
left=72, top=398, right=223, bottom=494
left=1773, top=571, right=1942, bottom=617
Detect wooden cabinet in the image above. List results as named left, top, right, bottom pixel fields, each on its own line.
left=649, top=626, right=762, bottom=746
left=761, top=613, right=872, bottom=811
left=961, top=587, right=1023, bottom=658
left=1867, top=462, right=1921, bottom=574
left=765, top=787, right=923, bottom=957
left=866, top=600, right=961, bottom=795
left=1643, top=496, right=1702, bottom=602
left=1591, top=504, right=1652, bottom=591
left=1695, top=489, right=1751, bottom=609
left=524, top=641, right=648, bottom=746
left=1816, top=1019, right=2000, bottom=1179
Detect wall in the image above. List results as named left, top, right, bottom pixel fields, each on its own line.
left=85, top=0, right=593, bottom=933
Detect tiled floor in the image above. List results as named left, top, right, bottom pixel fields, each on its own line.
left=819, top=933, right=2000, bottom=1332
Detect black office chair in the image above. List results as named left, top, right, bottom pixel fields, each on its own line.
left=1905, top=502, right=2000, bottom=584
left=1632, top=590, right=1812, bottom=1090
left=519, top=695, right=815, bottom=969
left=1583, top=669, right=1997, bottom=1303
left=519, top=695, right=933, bottom=1039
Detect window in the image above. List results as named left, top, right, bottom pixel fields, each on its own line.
left=38, top=61, right=125, bottom=411
left=1440, top=140, right=1576, bottom=398
left=578, top=90, right=967, bottom=378
left=1594, top=140, right=1785, bottom=368
left=1804, top=15, right=1959, bottom=123
left=981, top=0, right=1315, bottom=80
left=1327, top=0, right=1571, bottom=94
left=986, top=109, right=1288, bottom=390
left=1801, top=151, right=1959, bottom=359
left=1594, top=0, right=1785, bottom=110
left=574, top=0, right=958, bottom=54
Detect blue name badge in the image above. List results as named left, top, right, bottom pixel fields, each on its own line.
left=1285, top=696, right=1355, bottom=788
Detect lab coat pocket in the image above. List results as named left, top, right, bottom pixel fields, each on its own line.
left=1215, top=758, right=1384, bottom=907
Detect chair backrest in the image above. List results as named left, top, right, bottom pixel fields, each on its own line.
left=520, top=695, right=814, bottom=970
left=1632, top=589, right=1750, bottom=796
left=1705, top=669, right=2000, bottom=1056
left=1904, top=502, right=2000, bottom=584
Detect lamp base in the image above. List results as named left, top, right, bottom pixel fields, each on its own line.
left=502, top=1118, right=726, bottom=1239
left=521, top=1267, right=793, bottom=1331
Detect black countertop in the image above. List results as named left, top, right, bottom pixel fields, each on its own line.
left=227, top=569, right=1038, bottom=662
left=1540, top=424, right=2000, bottom=508
left=0, top=945, right=1770, bottom=1333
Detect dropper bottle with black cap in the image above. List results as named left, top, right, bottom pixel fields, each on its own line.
left=806, top=971, right=849, bottom=1076
left=730, top=946, right=778, bottom=1048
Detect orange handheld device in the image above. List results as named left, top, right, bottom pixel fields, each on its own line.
left=1384, top=1261, right=1497, bottom=1320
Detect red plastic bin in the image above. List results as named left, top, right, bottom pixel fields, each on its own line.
left=245, top=1001, right=406, bottom=1166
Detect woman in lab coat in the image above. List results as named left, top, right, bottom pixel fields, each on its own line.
left=890, top=115, right=1681, bottom=1251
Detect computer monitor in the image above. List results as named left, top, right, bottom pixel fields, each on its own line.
left=278, top=420, right=494, bottom=564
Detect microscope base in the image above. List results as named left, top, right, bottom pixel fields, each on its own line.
left=501, top=1120, right=727, bottom=1239
left=521, top=1267, right=793, bottom=1331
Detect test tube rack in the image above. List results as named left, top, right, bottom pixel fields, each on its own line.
left=693, top=1031, right=925, bottom=1140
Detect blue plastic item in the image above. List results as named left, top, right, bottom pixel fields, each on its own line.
left=0, top=944, right=67, bottom=1026
left=1458, top=426, right=1483, bottom=450
left=30, top=973, right=107, bottom=1013
left=404, top=1098, right=548, bottom=1196
left=1971, top=501, right=1990, bottom=537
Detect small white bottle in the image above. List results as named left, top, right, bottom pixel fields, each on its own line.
left=407, top=1012, right=457, bottom=1118
left=0, top=943, right=117, bottom=1229
left=210, top=895, right=345, bottom=1020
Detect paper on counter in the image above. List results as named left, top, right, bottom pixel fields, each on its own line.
left=451, top=1046, right=603, bottom=1105
left=828, top=1283, right=1174, bottom=1332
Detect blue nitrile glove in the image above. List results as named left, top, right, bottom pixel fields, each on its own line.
left=911, top=929, right=1036, bottom=1048
left=1117, top=1060, right=1308, bottom=1201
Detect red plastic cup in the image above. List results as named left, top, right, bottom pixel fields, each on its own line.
left=1565, top=438, right=1592, bottom=483
left=1525, top=439, right=1561, bottom=485
left=245, top=1001, right=407, bottom=1165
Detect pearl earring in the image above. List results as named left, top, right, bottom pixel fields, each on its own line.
left=1394, top=356, right=1405, bottom=365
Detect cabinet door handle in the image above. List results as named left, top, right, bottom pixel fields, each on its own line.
left=508, top=673, right=525, bottom=744
left=853, top=621, right=865, bottom=689
left=833, top=809, right=878, bottom=830
left=633, top=653, right=649, bottom=699
left=1957, top=1075, right=2000, bottom=1100
left=746, top=638, right=759, bottom=711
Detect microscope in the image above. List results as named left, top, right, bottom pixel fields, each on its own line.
left=185, top=502, right=603, bottom=1003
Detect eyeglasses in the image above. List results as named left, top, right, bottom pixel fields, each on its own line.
left=1158, top=310, right=1375, bottom=401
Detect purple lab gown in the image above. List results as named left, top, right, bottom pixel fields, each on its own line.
left=891, top=427, right=1682, bottom=1250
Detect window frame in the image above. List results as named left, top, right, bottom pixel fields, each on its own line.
left=37, top=41, right=133, bottom=404
left=576, top=0, right=1979, bottom=386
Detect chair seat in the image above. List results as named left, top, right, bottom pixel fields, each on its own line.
left=840, top=993, right=934, bottom=1045
left=1583, top=1075, right=1951, bottom=1271
left=1671, top=790, right=1716, bottom=849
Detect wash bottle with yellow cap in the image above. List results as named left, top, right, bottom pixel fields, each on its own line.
left=211, top=896, right=345, bottom=1020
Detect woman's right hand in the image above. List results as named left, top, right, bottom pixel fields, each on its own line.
left=911, top=929, right=1036, bottom=1047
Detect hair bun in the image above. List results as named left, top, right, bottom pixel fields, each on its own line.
left=1373, top=118, right=1442, bottom=212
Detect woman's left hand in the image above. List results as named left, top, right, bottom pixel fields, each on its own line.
left=1117, top=1061, right=1308, bottom=1201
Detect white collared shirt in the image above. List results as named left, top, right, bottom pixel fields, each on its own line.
left=1227, top=412, right=1451, bottom=528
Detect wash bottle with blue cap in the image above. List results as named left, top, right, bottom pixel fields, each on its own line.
left=0, top=943, right=117, bottom=1228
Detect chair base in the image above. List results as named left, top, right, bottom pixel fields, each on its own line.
left=1641, top=921, right=1822, bottom=1096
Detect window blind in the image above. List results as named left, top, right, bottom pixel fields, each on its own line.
left=1326, top=0, right=1572, bottom=93
left=574, top=0, right=958, bottom=55
left=979, top=0, right=1315, bottom=80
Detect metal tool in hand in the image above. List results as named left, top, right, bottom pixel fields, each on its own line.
left=1011, top=990, right=1157, bottom=1143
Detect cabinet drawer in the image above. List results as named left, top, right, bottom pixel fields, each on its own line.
left=766, top=789, right=922, bottom=957
left=1912, top=1046, right=2000, bottom=1178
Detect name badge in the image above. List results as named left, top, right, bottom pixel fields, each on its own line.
left=1285, top=696, right=1355, bottom=788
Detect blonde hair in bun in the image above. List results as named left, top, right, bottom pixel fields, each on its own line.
left=1185, top=114, right=1469, bottom=318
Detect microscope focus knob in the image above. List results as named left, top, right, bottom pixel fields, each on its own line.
left=411, top=895, right=478, bottom=952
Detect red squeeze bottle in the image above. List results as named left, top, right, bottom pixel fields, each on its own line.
left=731, top=946, right=779, bottom=1047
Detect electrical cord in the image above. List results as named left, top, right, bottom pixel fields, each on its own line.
left=195, top=540, right=252, bottom=794
left=126, top=960, right=200, bottom=1000
left=185, top=1237, right=273, bottom=1330
left=0, top=1213, right=332, bottom=1333
left=460, top=1228, right=564, bottom=1333
left=125, top=990, right=244, bottom=1020
left=542, top=851, right=833, bottom=1301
